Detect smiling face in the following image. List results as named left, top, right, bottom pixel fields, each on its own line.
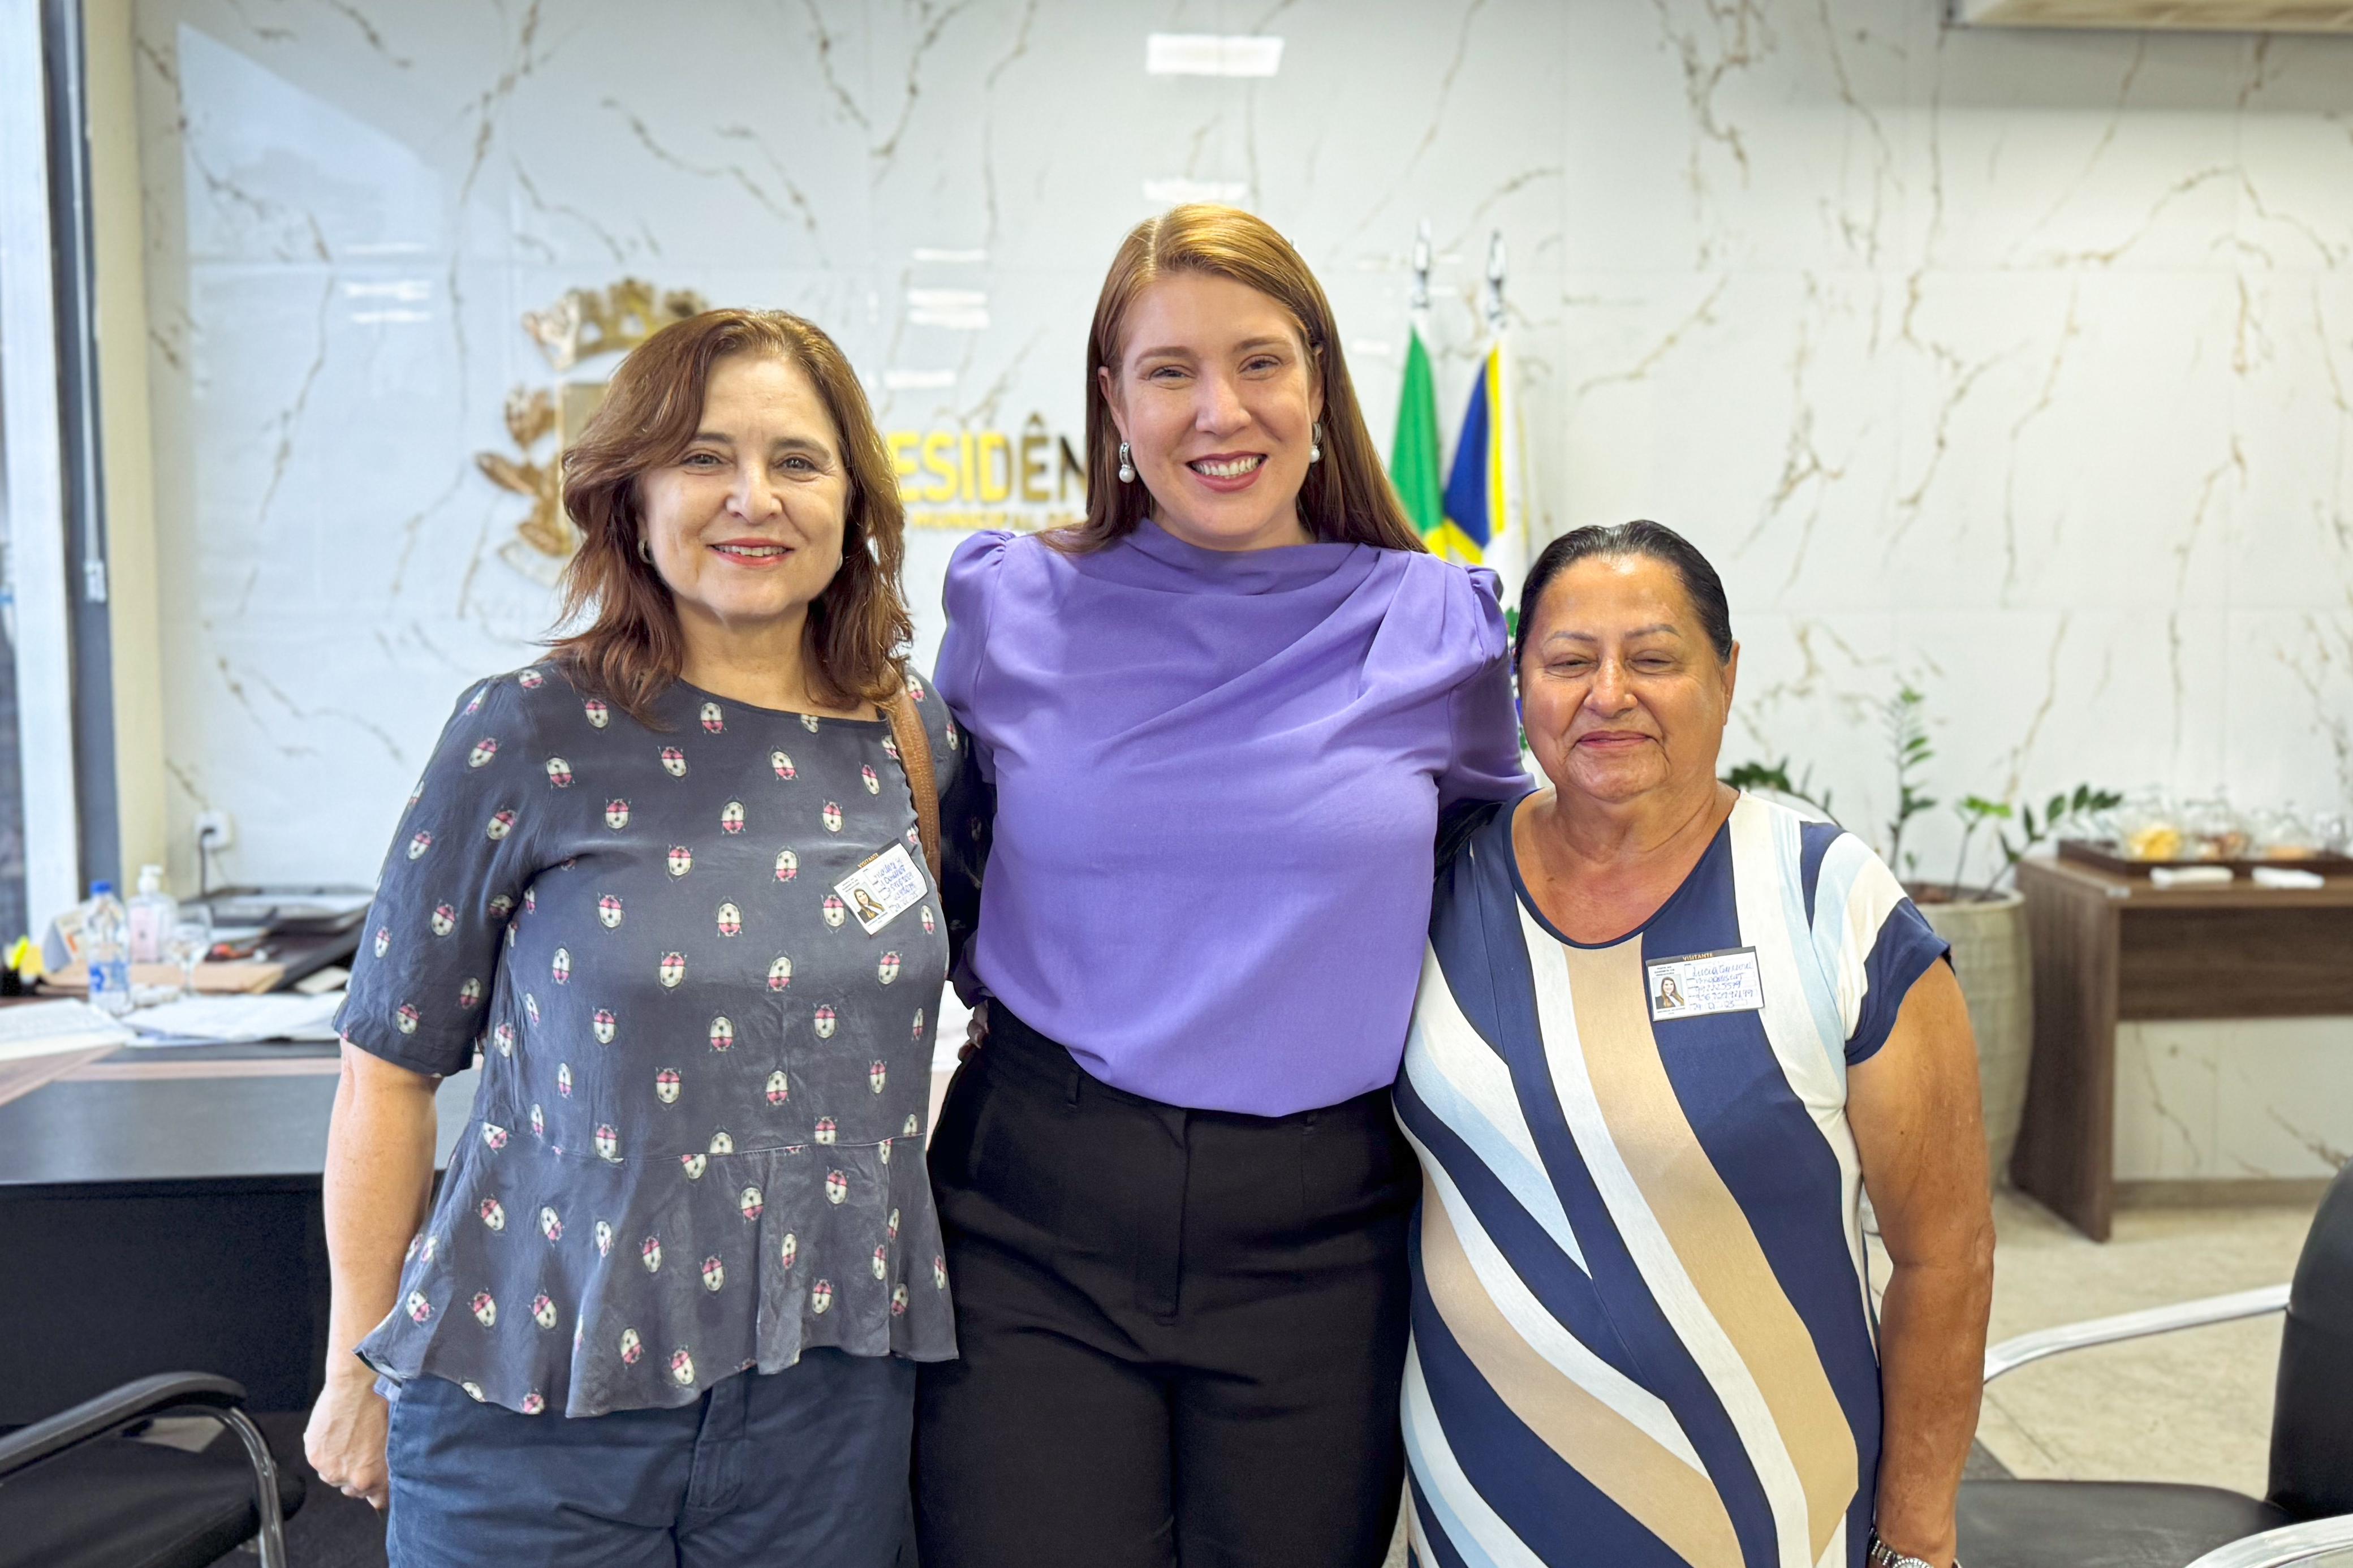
left=1519, top=554, right=1739, bottom=809
left=636, top=352, right=851, bottom=641
left=1098, top=272, right=1322, bottom=553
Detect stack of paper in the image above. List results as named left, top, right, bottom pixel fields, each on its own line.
left=128, top=992, right=346, bottom=1045
left=0, top=998, right=139, bottom=1062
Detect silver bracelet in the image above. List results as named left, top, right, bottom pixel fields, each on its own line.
left=1867, top=1532, right=1956, bottom=1568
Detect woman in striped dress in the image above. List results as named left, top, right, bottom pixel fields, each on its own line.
left=1399, top=522, right=1994, bottom=1568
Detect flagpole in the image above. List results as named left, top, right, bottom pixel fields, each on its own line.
left=1409, top=220, right=1434, bottom=412
left=1390, top=221, right=1446, bottom=542
left=1482, top=231, right=1527, bottom=605
left=1483, top=230, right=1506, bottom=337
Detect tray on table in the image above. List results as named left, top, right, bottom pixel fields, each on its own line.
left=2057, top=838, right=2353, bottom=878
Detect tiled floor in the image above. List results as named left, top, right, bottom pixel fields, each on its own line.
left=1968, top=1189, right=2316, bottom=1498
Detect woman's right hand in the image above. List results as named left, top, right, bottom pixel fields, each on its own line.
left=304, top=1368, right=391, bottom=1510
left=311, top=1044, right=440, bottom=1513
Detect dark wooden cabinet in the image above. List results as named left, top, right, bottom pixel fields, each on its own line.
left=2012, top=858, right=2353, bottom=1239
left=0, top=1055, right=473, bottom=1422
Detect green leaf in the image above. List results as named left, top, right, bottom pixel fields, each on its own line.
left=1723, top=760, right=1796, bottom=794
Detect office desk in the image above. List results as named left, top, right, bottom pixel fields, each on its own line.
left=2012, top=858, right=2353, bottom=1240
left=0, top=1044, right=474, bottom=1422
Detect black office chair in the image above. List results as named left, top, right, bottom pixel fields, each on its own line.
left=0, top=1371, right=301, bottom=1568
left=1958, top=1159, right=2353, bottom=1568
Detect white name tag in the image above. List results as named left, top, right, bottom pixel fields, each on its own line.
left=834, top=843, right=928, bottom=936
left=1644, top=947, right=1764, bottom=1022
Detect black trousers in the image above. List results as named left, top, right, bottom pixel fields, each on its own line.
left=912, top=1006, right=1417, bottom=1568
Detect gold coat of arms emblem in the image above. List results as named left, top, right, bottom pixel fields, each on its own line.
left=479, top=278, right=707, bottom=584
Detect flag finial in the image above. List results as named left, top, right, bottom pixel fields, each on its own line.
left=1483, top=231, right=1507, bottom=334
left=1410, top=221, right=1432, bottom=312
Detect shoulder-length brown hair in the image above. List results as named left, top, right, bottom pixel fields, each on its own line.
left=1062, top=204, right=1424, bottom=555
left=551, top=308, right=911, bottom=722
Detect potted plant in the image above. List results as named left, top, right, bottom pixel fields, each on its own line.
left=1726, top=682, right=2117, bottom=1185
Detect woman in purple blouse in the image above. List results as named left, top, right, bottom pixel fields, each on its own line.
left=912, top=205, right=1524, bottom=1568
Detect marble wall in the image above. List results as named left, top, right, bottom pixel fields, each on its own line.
left=131, top=0, right=2353, bottom=888
left=130, top=3, right=2352, bottom=1172
left=2117, top=1016, right=2353, bottom=1181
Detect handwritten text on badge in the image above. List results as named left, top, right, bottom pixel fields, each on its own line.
left=834, top=843, right=927, bottom=936
left=1644, top=947, right=1765, bottom=1023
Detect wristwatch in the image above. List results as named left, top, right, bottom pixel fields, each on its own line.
left=1867, top=1531, right=1958, bottom=1568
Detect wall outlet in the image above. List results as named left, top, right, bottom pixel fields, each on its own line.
left=193, top=809, right=234, bottom=852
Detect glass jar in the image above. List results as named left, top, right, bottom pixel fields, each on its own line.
left=2113, top=789, right=2184, bottom=863
left=2252, top=805, right=2324, bottom=861
left=2180, top=795, right=2250, bottom=861
left=2313, top=806, right=2350, bottom=857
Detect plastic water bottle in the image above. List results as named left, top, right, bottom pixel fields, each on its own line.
left=127, top=864, right=177, bottom=964
left=85, top=880, right=132, bottom=1017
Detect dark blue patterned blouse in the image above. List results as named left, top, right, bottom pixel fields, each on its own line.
left=338, top=663, right=956, bottom=1417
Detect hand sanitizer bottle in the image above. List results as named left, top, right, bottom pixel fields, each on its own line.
left=127, top=864, right=178, bottom=965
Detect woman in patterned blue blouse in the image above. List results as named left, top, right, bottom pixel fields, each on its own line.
left=1399, top=522, right=1994, bottom=1568
left=302, top=310, right=955, bottom=1567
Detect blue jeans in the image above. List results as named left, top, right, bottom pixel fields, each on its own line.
left=385, top=1350, right=915, bottom=1567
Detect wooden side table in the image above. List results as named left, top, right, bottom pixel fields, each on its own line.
left=2012, top=858, right=2353, bottom=1239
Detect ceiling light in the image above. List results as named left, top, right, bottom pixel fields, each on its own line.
left=1142, top=178, right=1249, bottom=206
left=1145, top=33, right=1284, bottom=77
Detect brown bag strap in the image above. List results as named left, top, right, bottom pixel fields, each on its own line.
left=884, top=686, right=942, bottom=889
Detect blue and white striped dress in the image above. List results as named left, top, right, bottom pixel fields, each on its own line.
left=1398, top=793, right=1950, bottom=1568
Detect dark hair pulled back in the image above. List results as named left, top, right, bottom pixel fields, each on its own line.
left=1513, top=520, right=1734, bottom=669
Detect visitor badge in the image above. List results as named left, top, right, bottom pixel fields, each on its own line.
left=1644, top=947, right=1764, bottom=1022
left=834, top=843, right=927, bottom=935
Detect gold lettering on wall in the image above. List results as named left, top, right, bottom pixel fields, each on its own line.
left=888, top=413, right=1086, bottom=532
left=1019, top=415, right=1052, bottom=503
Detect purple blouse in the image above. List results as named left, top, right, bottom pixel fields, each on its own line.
left=934, top=520, right=1526, bottom=1115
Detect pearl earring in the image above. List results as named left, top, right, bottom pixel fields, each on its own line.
left=1309, top=422, right=1323, bottom=464
left=1117, top=441, right=1136, bottom=484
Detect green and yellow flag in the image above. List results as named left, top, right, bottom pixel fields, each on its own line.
left=1390, top=320, right=1444, bottom=537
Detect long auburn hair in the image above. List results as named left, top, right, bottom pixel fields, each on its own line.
left=551, top=309, right=911, bottom=723
left=1063, top=204, right=1425, bottom=554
